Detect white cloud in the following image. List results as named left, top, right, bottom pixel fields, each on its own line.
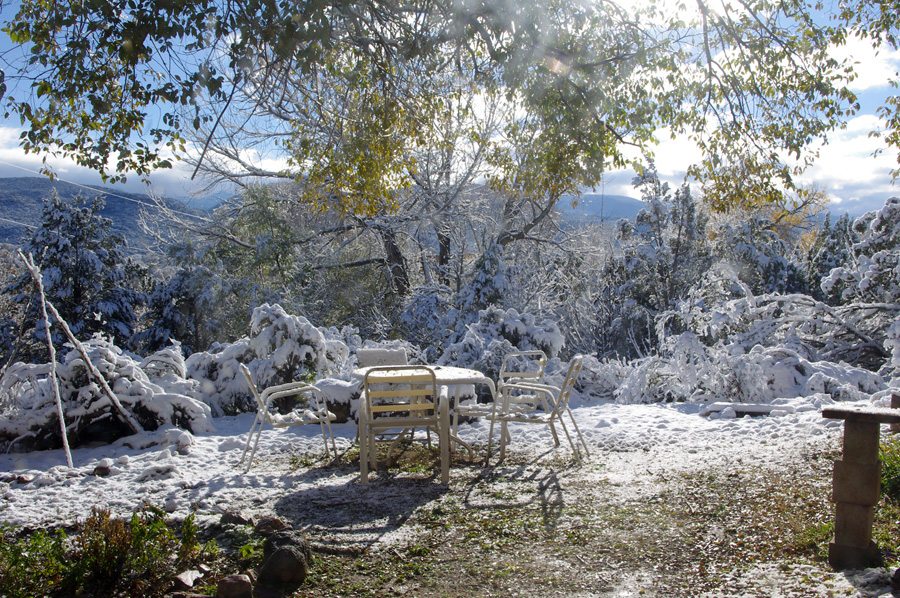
left=832, top=34, right=900, bottom=92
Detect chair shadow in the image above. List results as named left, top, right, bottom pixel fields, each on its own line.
left=457, top=453, right=577, bottom=533
left=268, top=447, right=451, bottom=553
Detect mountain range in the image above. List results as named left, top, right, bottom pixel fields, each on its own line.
left=0, top=178, right=645, bottom=254
left=558, top=192, right=644, bottom=225
left=0, top=177, right=206, bottom=253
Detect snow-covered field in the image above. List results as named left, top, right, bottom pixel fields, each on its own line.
left=0, top=392, right=897, bottom=597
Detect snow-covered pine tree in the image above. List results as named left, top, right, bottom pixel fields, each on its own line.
left=596, top=163, right=710, bottom=358
left=2, top=190, right=144, bottom=360
left=712, top=214, right=806, bottom=296
left=803, top=211, right=856, bottom=304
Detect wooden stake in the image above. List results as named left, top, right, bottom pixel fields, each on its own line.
left=17, top=251, right=73, bottom=468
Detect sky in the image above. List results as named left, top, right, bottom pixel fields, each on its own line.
left=0, top=14, right=897, bottom=217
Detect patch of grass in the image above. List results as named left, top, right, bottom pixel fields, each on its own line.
left=0, top=505, right=218, bottom=598
left=290, top=453, right=319, bottom=469
left=873, top=498, right=900, bottom=568
left=881, top=436, right=900, bottom=502
left=238, top=535, right=266, bottom=569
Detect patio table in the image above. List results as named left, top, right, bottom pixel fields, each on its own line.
left=352, top=365, right=496, bottom=459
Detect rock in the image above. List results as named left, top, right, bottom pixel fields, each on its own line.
left=172, top=569, right=202, bottom=591
left=890, top=567, right=900, bottom=591
left=262, top=530, right=312, bottom=562
left=221, top=510, right=255, bottom=526
left=216, top=574, right=253, bottom=598
left=256, top=530, right=312, bottom=593
left=256, top=547, right=309, bottom=590
left=254, top=516, right=288, bottom=536
left=93, top=458, right=114, bottom=477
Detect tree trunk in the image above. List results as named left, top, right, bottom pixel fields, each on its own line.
left=382, top=229, right=410, bottom=297
left=437, top=228, right=451, bottom=286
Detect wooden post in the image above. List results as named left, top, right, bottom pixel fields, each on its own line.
left=822, top=406, right=900, bottom=570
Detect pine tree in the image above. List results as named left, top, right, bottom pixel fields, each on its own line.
left=2, top=190, right=144, bottom=359
left=804, top=212, right=856, bottom=304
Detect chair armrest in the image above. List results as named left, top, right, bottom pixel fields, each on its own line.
left=260, top=383, right=323, bottom=410
left=500, top=381, right=560, bottom=395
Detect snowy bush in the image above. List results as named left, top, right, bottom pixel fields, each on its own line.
left=595, top=167, right=711, bottom=359
left=712, top=215, right=805, bottom=296
left=884, top=318, right=900, bottom=376
left=132, top=263, right=229, bottom=356
left=185, top=303, right=346, bottom=415
left=614, top=334, right=886, bottom=405
left=565, top=354, right=632, bottom=403
left=437, top=306, right=564, bottom=381
left=455, top=244, right=508, bottom=316
left=803, top=212, right=856, bottom=304
left=0, top=336, right=213, bottom=452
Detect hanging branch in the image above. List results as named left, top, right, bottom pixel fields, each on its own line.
left=17, top=251, right=144, bottom=436
left=17, top=251, right=73, bottom=468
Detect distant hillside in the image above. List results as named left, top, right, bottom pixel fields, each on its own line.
left=559, top=192, right=644, bottom=225
left=0, top=177, right=207, bottom=253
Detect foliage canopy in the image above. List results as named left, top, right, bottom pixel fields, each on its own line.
left=0, top=0, right=863, bottom=212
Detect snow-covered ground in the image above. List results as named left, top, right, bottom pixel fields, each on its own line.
left=0, top=392, right=896, bottom=596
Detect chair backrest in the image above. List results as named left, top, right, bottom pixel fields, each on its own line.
left=363, top=366, right=438, bottom=421
left=239, top=363, right=264, bottom=407
left=552, top=355, right=583, bottom=415
left=357, top=347, right=408, bottom=368
left=500, top=350, right=547, bottom=386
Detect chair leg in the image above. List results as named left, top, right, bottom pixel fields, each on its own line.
left=548, top=420, right=561, bottom=447
left=451, top=409, right=459, bottom=455
left=486, top=407, right=497, bottom=461
left=244, top=421, right=267, bottom=474
left=388, top=431, right=406, bottom=460
left=498, top=420, right=508, bottom=461
left=238, top=414, right=263, bottom=467
left=567, top=407, right=590, bottom=456
left=439, top=396, right=450, bottom=484
left=359, top=417, right=369, bottom=485
left=556, top=417, right=580, bottom=458
left=327, top=419, right=338, bottom=458
left=319, top=418, right=337, bottom=460
left=369, top=427, right=378, bottom=469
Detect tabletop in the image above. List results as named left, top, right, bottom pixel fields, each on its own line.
left=352, top=365, right=493, bottom=386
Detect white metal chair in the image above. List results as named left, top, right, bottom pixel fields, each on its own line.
left=358, top=366, right=449, bottom=485
left=355, top=346, right=419, bottom=444
left=452, top=350, right=547, bottom=458
left=238, top=363, right=337, bottom=472
left=494, top=355, right=589, bottom=461
left=356, top=347, right=408, bottom=367
left=499, top=350, right=548, bottom=388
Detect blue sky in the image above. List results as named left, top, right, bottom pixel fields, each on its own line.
left=0, top=13, right=896, bottom=217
